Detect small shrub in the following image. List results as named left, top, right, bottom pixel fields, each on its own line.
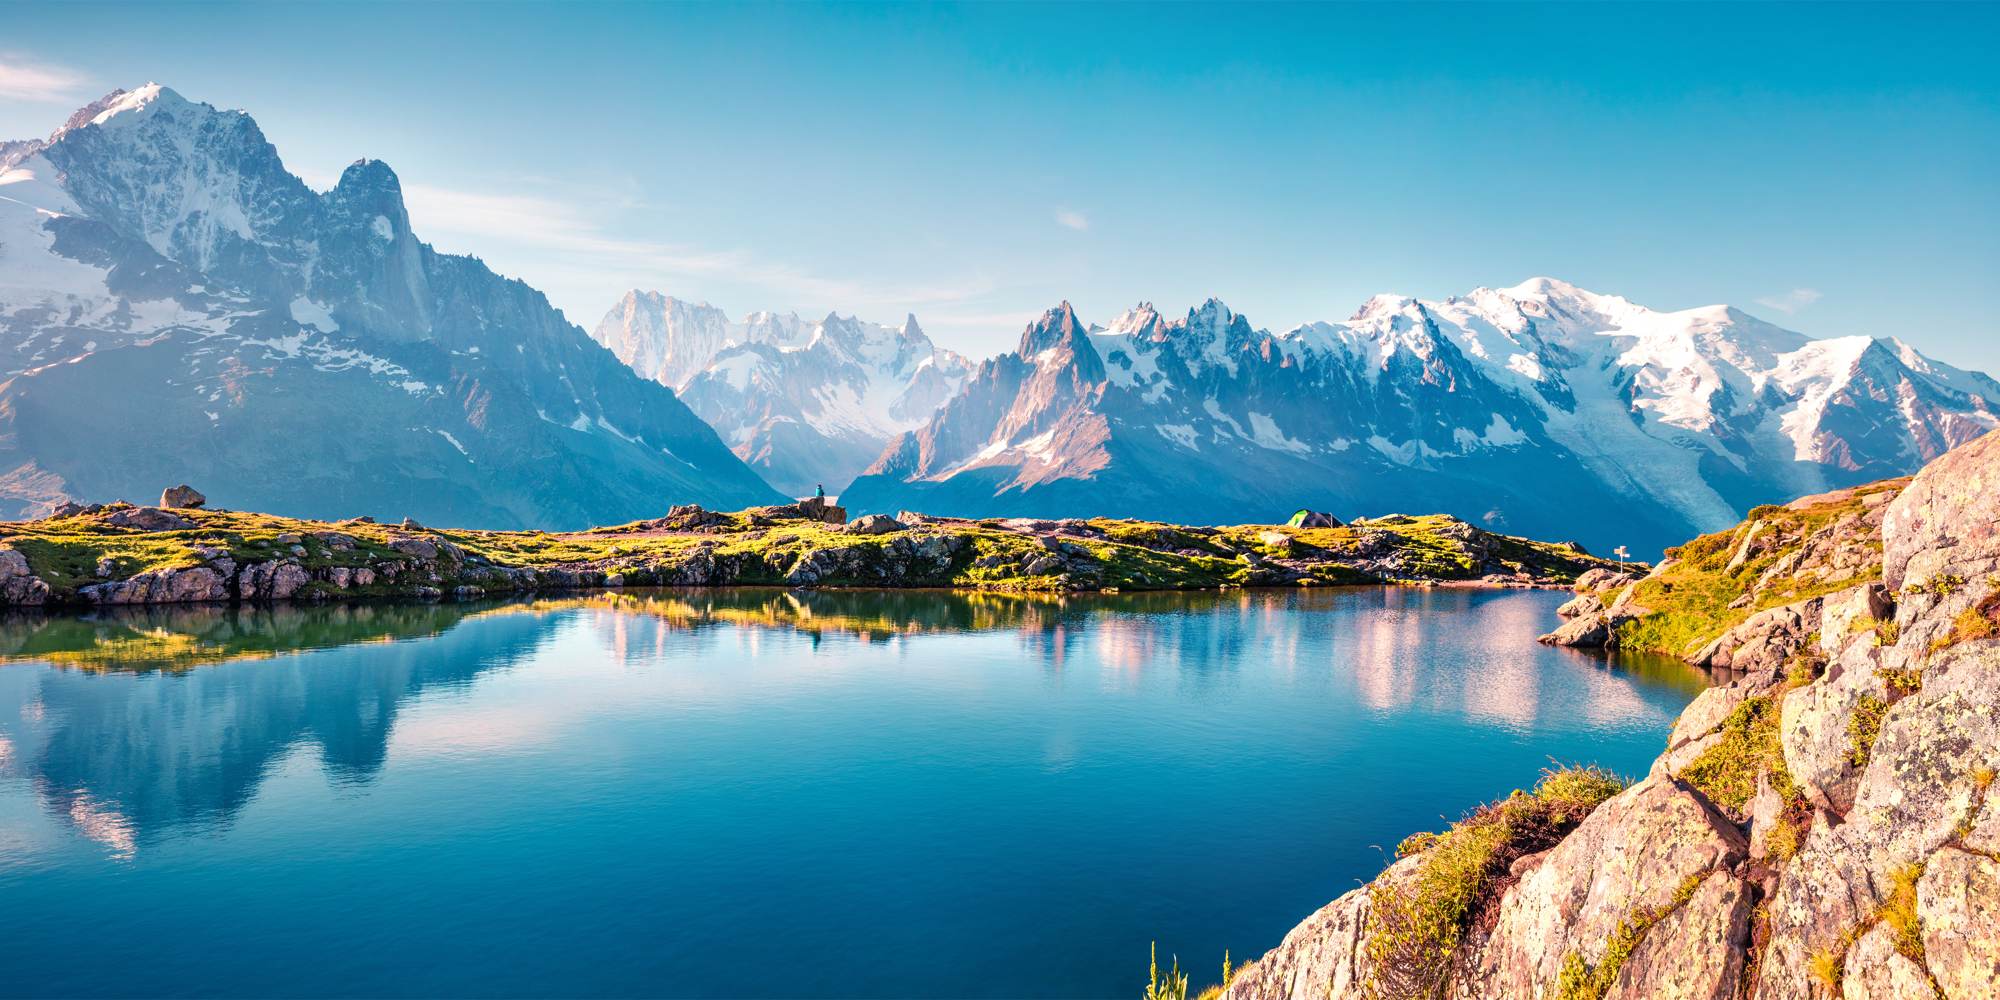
left=1395, top=831, right=1440, bottom=858
left=1786, top=650, right=1824, bottom=689
left=1848, top=695, right=1888, bottom=770
left=1904, top=576, right=1968, bottom=596
left=1876, top=666, right=1923, bottom=695
left=1763, top=813, right=1801, bottom=862
left=1865, top=618, right=1901, bottom=647
left=1932, top=594, right=2000, bottom=653
left=1363, top=766, right=1626, bottom=999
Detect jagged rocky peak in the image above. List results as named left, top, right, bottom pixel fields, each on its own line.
left=1104, top=302, right=1164, bottom=338
left=1019, top=301, right=1092, bottom=356
left=842, top=279, right=1998, bottom=557
left=0, top=83, right=782, bottom=526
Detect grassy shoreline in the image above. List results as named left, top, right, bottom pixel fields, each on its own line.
left=0, top=499, right=1627, bottom=607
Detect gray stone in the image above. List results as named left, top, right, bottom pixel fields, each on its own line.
left=1539, top=613, right=1610, bottom=648
left=0, top=548, right=50, bottom=605
left=158, top=484, right=206, bottom=508
left=102, top=506, right=197, bottom=532
left=1840, top=922, right=1937, bottom=1000
left=238, top=561, right=309, bottom=601
left=1918, top=848, right=2000, bottom=1000
left=1603, top=871, right=1751, bottom=1000
left=1465, top=777, right=1748, bottom=996
left=845, top=514, right=905, bottom=535
left=79, top=566, right=226, bottom=604
left=1556, top=592, right=1605, bottom=619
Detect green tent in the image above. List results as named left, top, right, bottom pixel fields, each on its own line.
left=1286, top=509, right=1341, bottom=528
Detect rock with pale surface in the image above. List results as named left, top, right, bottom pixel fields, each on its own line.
left=1602, top=871, right=1751, bottom=1000
left=159, top=484, right=206, bottom=508
left=845, top=514, right=904, bottom=535
left=1918, top=848, right=2000, bottom=1000
left=1462, top=777, right=1746, bottom=996
left=1840, top=923, right=1936, bottom=1000
left=0, top=548, right=50, bottom=605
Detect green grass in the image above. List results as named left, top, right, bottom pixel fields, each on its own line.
left=1849, top=694, right=1889, bottom=770
left=1676, top=696, right=1796, bottom=816
left=2, top=502, right=1627, bottom=605
left=1610, top=480, right=1902, bottom=658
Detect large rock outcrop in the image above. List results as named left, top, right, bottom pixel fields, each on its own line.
left=1225, top=429, right=2000, bottom=999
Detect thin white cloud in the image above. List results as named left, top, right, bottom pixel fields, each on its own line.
left=0, top=55, right=90, bottom=104
left=388, top=179, right=993, bottom=324
left=1054, top=208, right=1089, bottom=232
left=289, top=164, right=995, bottom=336
left=1755, top=288, right=1822, bottom=315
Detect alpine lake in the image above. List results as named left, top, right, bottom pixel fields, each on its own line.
left=0, top=586, right=1705, bottom=998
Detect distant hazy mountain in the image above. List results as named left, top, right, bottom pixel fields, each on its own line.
left=841, top=282, right=2000, bottom=555
left=592, top=291, right=970, bottom=496
left=0, top=85, right=780, bottom=526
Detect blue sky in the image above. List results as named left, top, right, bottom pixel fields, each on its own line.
left=4, top=2, right=1997, bottom=368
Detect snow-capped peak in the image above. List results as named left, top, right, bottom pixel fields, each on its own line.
left=86, top=83, right=189, bottom=128
left=1105, top=302, right=1162, bottom=338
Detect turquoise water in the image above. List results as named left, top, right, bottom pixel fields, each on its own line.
left=0, top=588, right=1702, bottom=998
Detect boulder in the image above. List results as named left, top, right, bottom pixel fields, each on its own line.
left=159, top=484, right=206, bottom=509
left=1882, top=430, right=2000, bottom=592
left=1840, top=923, right=1938, bottom=1000
left=102, top=506, right=197, bottom=532
left=238, top=561, right=309, bottom=601
left=1023, top=554, right=1065, bottom=576
left=1573, top=567, right=1635, bottom=593
left=0, top=547, right=52, bottom=605
left=1220, top=858, right=1414, bottom=1000
left=1602, top=871, right=1752, bottom=1000
left=79, top=566, right=226, bottom=604
left=1555, top=592, right=1605, bottom=619
left=1689, top=597, right=1823, bottom=672
left=1465, top=777, right=1748, bottom=995
left=845, top=514, right=905, bottom=535
left=1918, top=848, right=2000, bottom=1000
left=1538, top=613, right=1611, bottom=647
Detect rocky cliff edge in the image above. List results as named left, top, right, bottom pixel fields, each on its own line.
left=1225, top=429, right=2000, bottom=1000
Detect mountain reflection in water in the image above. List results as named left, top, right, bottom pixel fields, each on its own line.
left=0, top=588, right=1699, bottom=855
left=0, top=587, right=1704, bottom=999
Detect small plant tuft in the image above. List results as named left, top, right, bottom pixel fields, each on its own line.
left=1362, top=766, right=1626, bottom=999
left=1144, top=942, right=1188, bottom=1000
left=1848, top=694, right=1888, bottom=770
left=1808, top=948, right=1842, bottom=993
left=1879, top=862, right=1927, bottom=963
left=1677, top=697, right=1793, bottom=814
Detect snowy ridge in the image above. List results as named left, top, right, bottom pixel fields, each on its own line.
left=591, top=290, right=972, bottom=495
left=844, top=280, right=1999, bottom=555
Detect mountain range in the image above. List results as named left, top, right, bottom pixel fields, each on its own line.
left=4, top=84, right=1996, bottom=555
left=839, top=285, right=1999, bottom=555
left=0, top=85, right=779, bottom=527
left=590, top=292, right=969, bottom=495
